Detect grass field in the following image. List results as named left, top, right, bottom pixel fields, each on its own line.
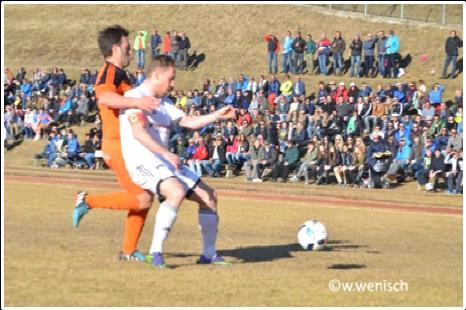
left=4, top=4, right=463, bottom=99
left=3, top=178, right=462, bottom=307
left=3, top=3, right=464, bottom=307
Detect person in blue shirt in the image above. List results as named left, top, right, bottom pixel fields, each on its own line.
left=66, top=131, right=81, bottom=162
left=386, top=137, right=411, bottom=179
left=428, top=83, right=445, bottom=107
left=385, top=30, right=400, bottom=78
left=150, top=29, right=162, bottom=60
left=281, top=31, right=294, bottom=74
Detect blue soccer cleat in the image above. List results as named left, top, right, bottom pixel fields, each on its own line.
left=119, top=250, right=146, bottom=261
left=73, top=191, right=89, bottom=227
left=150, top=252, right=167, bottom=269
left=196, top=254, right=230, bottom=266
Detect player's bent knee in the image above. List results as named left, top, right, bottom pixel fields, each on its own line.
left=137, top=191, right=154, bottom=210
left=204, top=188, right=218, bottom=211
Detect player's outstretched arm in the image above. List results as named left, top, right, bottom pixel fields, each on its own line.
left=129, top=111, right=180, bottom=170
left=99, top=92, right=160, bottom=113
left=178, top=106, right=236, bottom=130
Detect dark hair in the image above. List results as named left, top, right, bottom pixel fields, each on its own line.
left=97, top=25, right=129, bottom=58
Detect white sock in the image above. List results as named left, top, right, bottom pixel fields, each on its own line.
left=199, top=208, right=218, bottom=259
left=149, top=201, right=178, bottom=254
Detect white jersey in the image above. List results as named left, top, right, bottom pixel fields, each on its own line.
left=120, top=84, right=199, bottom=195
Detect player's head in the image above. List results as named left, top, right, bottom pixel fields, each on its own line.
left=146, top=55, right=176, bottom=97
left=97, top=25, right=132, bottom=68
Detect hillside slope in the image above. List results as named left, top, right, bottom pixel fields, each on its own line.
left=4, top=4, right=463, bottom=97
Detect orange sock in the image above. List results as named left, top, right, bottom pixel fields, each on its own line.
left=85, top=191, right=140, bottom=210
left=122, top=208, right=150, bottom=254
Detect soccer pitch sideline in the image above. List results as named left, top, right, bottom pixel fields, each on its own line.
left=3, top=175, right=462, bottom=307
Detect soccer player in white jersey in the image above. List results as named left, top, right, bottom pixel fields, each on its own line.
left=120, top=55, right=236, bottom=267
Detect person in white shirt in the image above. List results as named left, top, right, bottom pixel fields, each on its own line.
left=120, top=55, right=235, bottom=268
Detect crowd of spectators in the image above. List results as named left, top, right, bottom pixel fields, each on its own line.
left=4, top=56, right=463, bottom=193
left=264, top=29, right=463, bottom=80
left=161, top=74, right=463, bottom=194
left=134, top=29, right=191, bottom=70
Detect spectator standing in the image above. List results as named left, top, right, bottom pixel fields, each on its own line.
left=150, top=29, right=162, bottom=60
left=170, top=30, right=180, bottom=65
left=349, top=35, right=363, bottom=77
left=385, top=30, right=400, bottom=78
left=363, top=33, right=376, bottom=78
left=291, top=31, right=306, bottom=74
left=375, top=30, right=387, bottom=78
left=264, top=33, right=280, bottom=74
left=442, top=30, right=463, bottom=79
left=163, top=31, right=171, bottom=55
left=133, top=31, right=148, bottom=70
left=317, top=33, right=332, bottom=75
left=305, top=34, right=317, bottom=75
left=178, top=32, right=191, bottom=70
left=281, top=31, right=293, bottom=74
left=331, top=31, right=346, bottom=76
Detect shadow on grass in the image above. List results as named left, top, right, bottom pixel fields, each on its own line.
left=213, top=240, right=368, bottom=263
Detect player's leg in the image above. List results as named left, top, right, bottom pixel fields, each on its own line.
left=148, top=177, right=187, bottom=268
left=186, top=181, right=228, bottom=265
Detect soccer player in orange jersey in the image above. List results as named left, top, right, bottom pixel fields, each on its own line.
left=73, top=25, right=159, bottom=261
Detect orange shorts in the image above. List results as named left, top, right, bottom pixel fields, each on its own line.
left=102, top=139, right=146, bottom=196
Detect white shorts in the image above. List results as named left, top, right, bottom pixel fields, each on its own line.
left=128, top=156, right=200, bottom=201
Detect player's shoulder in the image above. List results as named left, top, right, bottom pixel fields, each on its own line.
left=162, top=96, right=175, bottom=106
left=124, top=85, right=147, bottom=98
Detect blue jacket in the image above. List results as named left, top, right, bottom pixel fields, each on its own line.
left=292, top=81, right=305, bottom=96
left=395, top=144, right=411, bottom=161
left=363, top=39, right=376, bottom=56
left=282, top=36, right=294, bottom=54
left=151, top=34, right=161, bottom=48
left=385, top=35, right=400, bottom=54
left=235, top=78, right=249, bottom=92
left=21, top=82, right=33, bottom=98
left=67, top=137, right=80, bottom=154
left=428, top=85, right=444, bottom=105
left=59, top=97, right=73, bottom=114
left=393, top=89, right=407, bottom=103
left=269, top=80, right=281, bottom=94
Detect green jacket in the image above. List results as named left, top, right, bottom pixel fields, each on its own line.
left=302, top=147, right=318, bottom=164
left=284, top=146, right=300, bottom=166
left=306, top=40, right=317, bottom=55
left=133, top=31, right=148, bottom=50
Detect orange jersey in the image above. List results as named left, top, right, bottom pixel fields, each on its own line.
left=95, top=62, right=132, bottom=143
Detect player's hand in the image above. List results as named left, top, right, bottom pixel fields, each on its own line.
left=215, top=106, right=237, bottom=121
left=164, top=151, right=181, bottom=170
left=137, top=96, right=161, bottom=113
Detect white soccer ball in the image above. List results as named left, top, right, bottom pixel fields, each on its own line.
left=297, top=220, right=328, bottom=251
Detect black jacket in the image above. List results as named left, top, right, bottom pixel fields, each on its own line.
left=292, top=37, right=307, bottom=54
left=350, top=40, right=363, bottom=56
left=208, top=143, right=227, bottom=163
left=445, top=36, right=463, bottom=56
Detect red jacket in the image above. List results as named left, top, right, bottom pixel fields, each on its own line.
left=333, top=86, right=349, bottom=102
left=317, top=38, right=332, bottom=54
left=163, top=34, right=171, bottom=54
left=193, top=144, right=209, bottom=160
left=264, top=34, right=280, bottom=53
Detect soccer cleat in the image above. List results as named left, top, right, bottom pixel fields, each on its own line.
left=197, top=254, right=230, bottom=266
left=119, top=250, right=146, bottom=261
left=72, top=191, right=89, bottom=227
left=150, top=252, right=167, bottom=269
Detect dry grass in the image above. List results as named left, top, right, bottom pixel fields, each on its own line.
left=4, top=180, right=462, bottom=306
left=4, top=4, right=463, bottom=99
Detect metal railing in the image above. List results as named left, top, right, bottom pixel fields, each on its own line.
left=309, top=4, right=462, bottom=26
